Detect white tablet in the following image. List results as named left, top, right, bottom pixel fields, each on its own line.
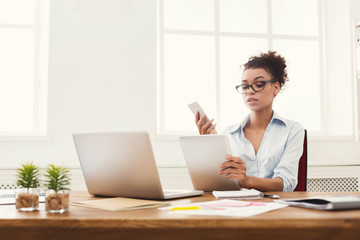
left=179, top=135, right=240, bottom=192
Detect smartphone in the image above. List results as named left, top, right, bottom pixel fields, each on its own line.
left=188, top=101, right=210, bottom=124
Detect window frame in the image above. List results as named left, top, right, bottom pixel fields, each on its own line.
left=157, top=0, right=356, bottom=142
left=0, top=0, right=49, bottom=141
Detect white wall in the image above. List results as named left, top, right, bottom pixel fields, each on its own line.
left=351, top=0, right=360, bottom=133
left=1, top=0, right=360, bottom=190
left=0, top=0, right=157, bottom=169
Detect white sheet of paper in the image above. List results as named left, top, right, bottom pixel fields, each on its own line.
left=160, top=199, right=287, bottom=217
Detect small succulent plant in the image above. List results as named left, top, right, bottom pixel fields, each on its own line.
left=16, top=162, right=40, bottom=189
left=44, top=164, right=71, bottom=193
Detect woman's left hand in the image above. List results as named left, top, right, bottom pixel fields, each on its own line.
left=219, top=155, right=249, bottom=188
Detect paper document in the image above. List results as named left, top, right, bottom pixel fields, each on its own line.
left=71, top=197, right=169, bottom=211
left=160, top=199, right=286, bottom=217
left=212, top=189, right=263, bottom=199
left=275, top=196, right=360, bottom=210
left=0, top=189, right=45, bottom=205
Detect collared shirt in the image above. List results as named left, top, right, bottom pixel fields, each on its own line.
left=223, top=112, right=304, bottom=192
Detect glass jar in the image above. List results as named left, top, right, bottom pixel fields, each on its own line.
left=16, top=188, right=40, bottom=211
left=45, top=189, right=70, bottom=213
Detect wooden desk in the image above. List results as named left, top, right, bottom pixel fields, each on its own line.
left=0, top=191, right=359, bottom=240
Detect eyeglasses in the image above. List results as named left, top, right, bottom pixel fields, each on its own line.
left=235, top=80, right=275, bottom=94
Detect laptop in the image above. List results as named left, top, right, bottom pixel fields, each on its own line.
left=73, top=131, right=203, bottom=200
left=179, top=135, right=240, bottom=192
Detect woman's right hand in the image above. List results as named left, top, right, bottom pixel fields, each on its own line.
left=195, top=112, right=217, bottom=135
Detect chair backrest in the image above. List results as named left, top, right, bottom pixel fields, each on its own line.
left=294, top=129, right=308, bottom=191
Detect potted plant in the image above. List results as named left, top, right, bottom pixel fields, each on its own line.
left=44, top=164, right=71, bottom=213
left=15, top=162, right=41, bottom=211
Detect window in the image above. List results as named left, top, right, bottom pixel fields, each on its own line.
left=158, top=0, right=354, bottom=139
left=0, top=0, right=48, bottom=136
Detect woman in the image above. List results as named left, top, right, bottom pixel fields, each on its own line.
left=195, top=51, right=304, bottom=192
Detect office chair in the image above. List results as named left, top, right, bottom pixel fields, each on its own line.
left=294, top=129, right=308, bottom=191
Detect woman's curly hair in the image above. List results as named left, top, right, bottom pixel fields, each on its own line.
left=243, top=51, right=288, bottom=88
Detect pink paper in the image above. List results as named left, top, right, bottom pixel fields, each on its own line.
left=248, top=202, right=266, bottom=206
